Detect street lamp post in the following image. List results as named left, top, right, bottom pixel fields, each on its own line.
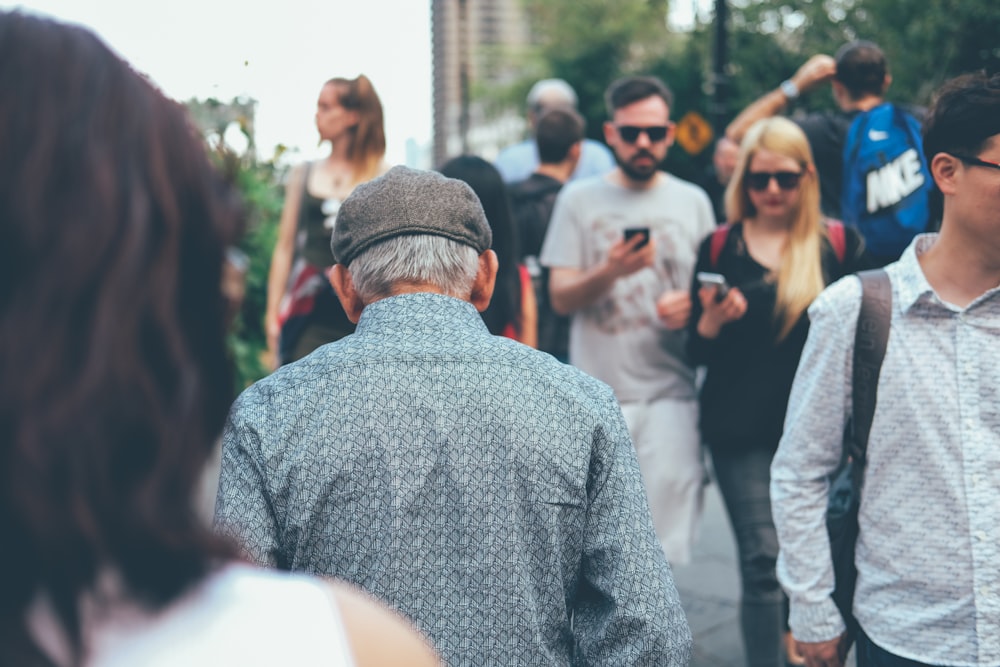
left=711, top=0, right=729, bottom=136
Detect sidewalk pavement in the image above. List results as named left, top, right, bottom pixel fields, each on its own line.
left=672, top=481, right=745, bottom=667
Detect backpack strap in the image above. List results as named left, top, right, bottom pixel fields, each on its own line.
left=709, top=223, right=732, bottom=268
left=826, top=219, right=846, bottom=263
left=848, top=269, right=892, bottom=466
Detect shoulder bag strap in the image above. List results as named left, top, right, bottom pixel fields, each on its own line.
left=826, top=219, right=846, bottom=263
left=709, top=223, right=732, bottom=268
left=850, top=269, right=892, bottom=465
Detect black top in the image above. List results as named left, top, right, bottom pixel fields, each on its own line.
left=508, top=172, right=564, bottom=259
left=687, top=222, right=870, bottom=453
left=508, top=172, right=570, bottom=358
left=796, top=110, right=857, bottom=219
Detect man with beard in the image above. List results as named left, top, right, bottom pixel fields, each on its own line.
left=539, top=75, right=715, bottom=566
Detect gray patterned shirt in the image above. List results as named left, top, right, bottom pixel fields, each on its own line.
left=772, top=235, right=1000, bottom=665
left=216, top=293, right=691, bottom=666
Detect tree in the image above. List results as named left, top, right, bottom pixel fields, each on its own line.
left=521, top=0, right=675, bottom=143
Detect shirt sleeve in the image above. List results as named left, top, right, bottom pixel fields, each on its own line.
left=573, top=392, right=693, bottom=665
left=770, top=276, right=862, bottom=642
left=538, top=186, right=583, bottom=270
left=214, top=405, right=283, bottom=569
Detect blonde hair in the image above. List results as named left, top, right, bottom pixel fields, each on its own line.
left=326, top=74, right=386, bottom=184
left=724, top=117, right=826, bottom=341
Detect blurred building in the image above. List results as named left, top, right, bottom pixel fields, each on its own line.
left=431, top=0, right=537, bottom=167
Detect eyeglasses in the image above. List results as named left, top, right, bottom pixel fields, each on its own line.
left=616, top=125, right=670, bottom=144
left=745, top=171, right=803, bottom=191
left=949, top=153, right=1000, bottom=172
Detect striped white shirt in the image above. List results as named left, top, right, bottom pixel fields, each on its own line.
left=772, top=234, right=1000, bottom=665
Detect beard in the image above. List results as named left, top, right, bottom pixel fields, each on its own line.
left=615, top=149, right=662, bottom=182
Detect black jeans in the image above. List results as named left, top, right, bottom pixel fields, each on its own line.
left=857, top=629, right=941, bottom=667
left=712, top=446, right=785, bottom=667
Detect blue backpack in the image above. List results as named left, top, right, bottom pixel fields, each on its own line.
left=840, top=103, right=932, bottom=260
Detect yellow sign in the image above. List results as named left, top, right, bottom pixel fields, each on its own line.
left=675, top=111, right=714, bottom=155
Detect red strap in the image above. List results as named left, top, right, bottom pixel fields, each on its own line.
left=826, top=219, right=846, bottom=263
left=709, top=224, right=731, bottom=268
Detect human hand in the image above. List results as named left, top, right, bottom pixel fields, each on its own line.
left=792, top=54, right=837, bottom=94
left=605, top=233, right=655, bottom=279
left=797, top=632, right=849, bottom=667
left=656, top=289, right=692, bottom=330
left=695, top=286, right=747, bottom=338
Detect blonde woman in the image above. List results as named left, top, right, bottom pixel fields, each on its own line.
left=266, top=75, right=387, bottom=366
left=686, top=117, right=869, bottom=667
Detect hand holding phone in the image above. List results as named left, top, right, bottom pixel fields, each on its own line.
left=696, top=271, right=730, bottom=302
left=623, top=227, right=650, bottom=249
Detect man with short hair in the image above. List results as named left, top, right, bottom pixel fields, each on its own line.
left=771, top=72, right=1000, bottom=667
left=726, top=41, right=895, bottom=219
left=540, top=75, right=716, bottom=565
left=216, top=166, right=692, bottom=666
left=508, top=106, right=585, bottom=359
left=495, top=77, right=615, bottom=183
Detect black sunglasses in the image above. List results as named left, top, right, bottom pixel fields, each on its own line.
left=949, top=153, right=1000, bottom=172
left=616, top=125, right=670, bottom=144
left=745, top=171, right=803, bottom=191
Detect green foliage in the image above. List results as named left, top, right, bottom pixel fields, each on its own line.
left=209, top=148, right=284, bottom=391
left=515, top=0, right=1000, bottom=182
left=521, top=0, right=677, bottom=143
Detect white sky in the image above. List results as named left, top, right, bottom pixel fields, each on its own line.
left=6, top=1, right=712, bottom=166
left=4, top=0, right=434, bottom=166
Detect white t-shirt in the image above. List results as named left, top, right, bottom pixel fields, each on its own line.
left=540, top=173, right=715, bottom=403
left=28, top=564, right=356, bottom=666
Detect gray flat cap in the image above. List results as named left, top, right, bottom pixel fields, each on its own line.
left=331, top=166, right=492, bottom=266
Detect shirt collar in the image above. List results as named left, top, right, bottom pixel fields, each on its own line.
left=892, top=233, right=939, bottom=313
left=355, top=292, right=488, bottom=337
left=893, top=233, right=1000, bottom=314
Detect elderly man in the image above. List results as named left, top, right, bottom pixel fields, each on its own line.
left=495, top=78, right=615, bottom=183
left=216, top=166, right=692, bottom=666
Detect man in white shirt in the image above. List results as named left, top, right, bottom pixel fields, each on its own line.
left=771, top=71, right=1000, bottom=667
left=540, top=75, right=715, bottom=565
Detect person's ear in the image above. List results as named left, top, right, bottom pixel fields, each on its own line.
left=882, top=73, right=893, bottom=93
left=568, top=141, right=583, bottom=163
left=930, top=152, right=960, bottom=196
left=329, top=265, right=365, bottom=323
left=603, top=121, right=617, bottom=145
left=470, top=250, right=499, bottom=313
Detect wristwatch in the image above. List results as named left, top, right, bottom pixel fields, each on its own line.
left=780, top=79, right=800, bottom=101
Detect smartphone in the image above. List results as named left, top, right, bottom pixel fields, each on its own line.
left=696, top=271, right=730, bottom=301
left=623, top=227, right=650, bottom=248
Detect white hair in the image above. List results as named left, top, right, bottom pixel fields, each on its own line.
left=527, top=78, right=578, bottom=113
left=348, top=234, right=480, bottom=302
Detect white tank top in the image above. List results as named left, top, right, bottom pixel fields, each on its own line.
left=28, top=564, right=356, bottom=666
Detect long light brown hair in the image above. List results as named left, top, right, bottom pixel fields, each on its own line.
left=725, top=117, right=826, bottom=341
left=327, top=74, right=386, bottom=184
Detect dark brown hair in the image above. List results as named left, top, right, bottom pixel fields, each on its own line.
left=0, top=10, right=241, bottom=663
left=604, top=75, right=674, bottom=116
left=922, top=71, right=1000, bottom=162
left=326, top=74, right=387, bottom=183
left=535, top=107, right=585, bottom=164
left=834, top=41, right=888, bottom=100
left=438, top=156, right=522, bottom=337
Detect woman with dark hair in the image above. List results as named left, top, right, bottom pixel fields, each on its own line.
left=0, top=11, right=437, bottom=666
left=438, top=155, right=538, bottom=346
left=265, top=74, right=389, bottom=366
left=686, top=117, right=869, bottom=667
